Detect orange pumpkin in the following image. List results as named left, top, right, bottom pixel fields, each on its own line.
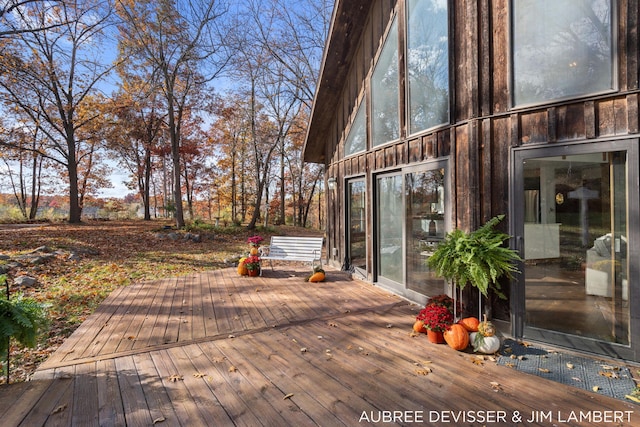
left=413, top=320, right=426, bottom=333
left=250, top=246, right=259, bottom=255
left=237, top=258, right=248, bottom=276
left=443, top=324, right=470, bottom=351
left=308, top=270, right=325, bottom=282
left=458, top=317, right=480, bottom=332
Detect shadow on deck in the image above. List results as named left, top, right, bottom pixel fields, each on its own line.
left=0, top=267, right=637, bottom=426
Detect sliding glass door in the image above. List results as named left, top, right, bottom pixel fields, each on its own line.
left=375, top=161, right=449, bottom=300
left=512, top=140, right=639, bottom=358
left=347, top=179, right=367, bottom=274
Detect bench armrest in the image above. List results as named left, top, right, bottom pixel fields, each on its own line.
left=258, top=245, right=270, bottom=256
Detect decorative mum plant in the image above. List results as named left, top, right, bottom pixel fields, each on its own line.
left=243, top=255, right=261, bottom=271
left=247, top=235, right=264, bottom=246
left=416, top=304, right=454, bottom=332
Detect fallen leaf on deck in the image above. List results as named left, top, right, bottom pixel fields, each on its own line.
left=566, top=363, right=574, bottom=369
left=283, top=393, right=294, bottom=400
left=168, top=374, right=183, bottom=382
left=598, top=370, right=619, bottom=379
left=228, top=366, right=238, bottom=372
left=153, top=417, right=166, bottom=424
left=593, top=386, right=601, bottom=392
left=625, top=394, right=640, bottom=403
left=193, top=373, right=207, bottom=378
left=538, top=368, right=550, bottom=373
left=415, top=368, right=431, bottom=375
left=51, top=404, right=67, bottom=414
left=490, top=381, right=501, bottom=391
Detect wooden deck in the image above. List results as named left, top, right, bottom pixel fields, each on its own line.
left=0, top=266, right=637, bottom=426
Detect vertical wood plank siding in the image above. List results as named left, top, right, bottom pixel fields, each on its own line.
left=318, top=0, right=640, bottom=281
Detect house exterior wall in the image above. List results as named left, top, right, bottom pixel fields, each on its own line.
left=308, top=0, right=640, bottom=360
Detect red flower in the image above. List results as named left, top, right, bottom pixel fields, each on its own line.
left=416, top=304, right=454, bottom=332
left=244, top=255, right=261, bottom=270
left=247, top=235, right=264, bottom=245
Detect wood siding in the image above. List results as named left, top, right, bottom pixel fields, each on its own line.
left=319, top=1, right=640, bottom=298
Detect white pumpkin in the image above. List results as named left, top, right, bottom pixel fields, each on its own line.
left=470, top=332, right=501, bottom=354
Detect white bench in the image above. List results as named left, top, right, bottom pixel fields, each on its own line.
left=258, top=236, right=324, bottom=275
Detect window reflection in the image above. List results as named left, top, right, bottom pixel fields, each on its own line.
left=407, top=0, right=449, bottom=134
left=406, top=169, right=446, bottom=295
left=513, top=0, right=614, bottom=105
left=523, top=152, right=628, bottom=344
left=344, top=102, right=366, bottom=156
left=371, top=18, right=400, bottom=146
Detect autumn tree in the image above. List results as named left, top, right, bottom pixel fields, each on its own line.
left=241, top=0, right=331, bottom=227
left=0, top=0, right=118, bottom=222
left=0, top=119, right=45, bottom=219
left=0, top=0, right=68, bottom=39
left=208, top=95, right=252, bottom=225
left=116, top=0, right=230, bottom=228
left=105, top=89, right=166, bottom=220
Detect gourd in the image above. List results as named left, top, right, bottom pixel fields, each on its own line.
left=471, top=315, right=500, bottom=353
left=470, top=332, right=501, bottom=354
left=477, top=315, right=496, bottom=337
left=307, top=267, right=326, bottom=282
left=458, top=317, right=480, bottom=332
left=443, top=324, right=469, bottom=351
left=237, top=257, right=248, bottom=276
left=413, top=320, right=426, bottom=333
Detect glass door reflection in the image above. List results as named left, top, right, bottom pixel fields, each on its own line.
left=347, top=179, right=366, bottom=273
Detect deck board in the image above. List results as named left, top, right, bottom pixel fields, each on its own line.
left=1, top=266, right=638, bottom=426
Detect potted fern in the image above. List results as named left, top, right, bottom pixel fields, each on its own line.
left=426, top=215, right=521, bottom=318
left=1, top=275, right=49, bottom=381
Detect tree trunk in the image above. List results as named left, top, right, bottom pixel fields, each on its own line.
left=142, top=147, right=152, bottom=220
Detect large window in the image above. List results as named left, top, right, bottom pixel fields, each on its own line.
left=512, top=0, right=614, bottom=106
left=406, top=0, right=449, bottom=134
left=371, top=17, right=399, bottom=146
left=344, top=101, right=366, bottom=156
